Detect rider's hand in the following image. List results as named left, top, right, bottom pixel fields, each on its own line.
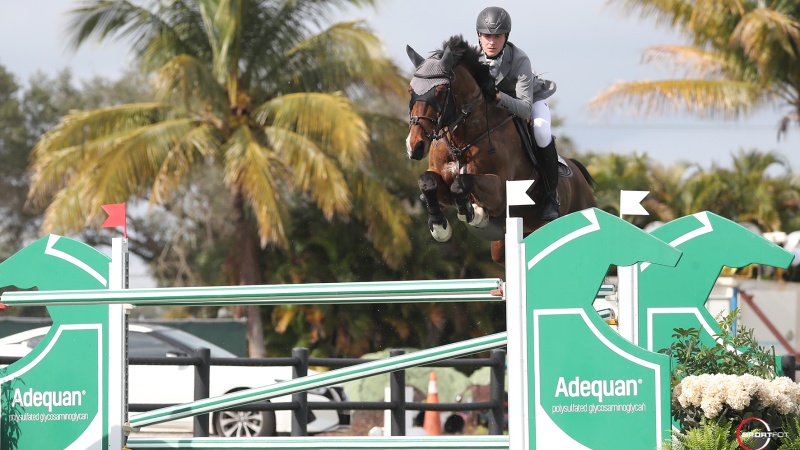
left=481, top=79, right=498, bottom=100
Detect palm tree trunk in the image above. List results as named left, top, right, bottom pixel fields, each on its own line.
left=231, top=189, right=268, bottom=357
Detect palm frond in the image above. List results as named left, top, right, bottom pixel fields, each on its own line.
left=604, top=0, right=800, bottom=135
left=731, top=7, right=800, bottom=71
left=33, top=102, right=166, bottom=149
left=222, top=125, right=289, bottom=246
left=151, top=123, right=223, bottom=204
left=252, top=92, right=368, bottom=168
left=40, top=179, right=98, bottom=234
left=237, top=1, right=380, bottom=90
left=347, top=170, right=412, bottom=268
left=272, top=0, right=378, bottom=29
left=142, top=0, right=211, bottom=68
left=688, top=0, right=746, bottom=35
left=278, top=21, right=407, bottom=97
left=588, top=79, right=768, bottom=118
left=67, top=0, right=201, bottom=69
left=263, top=126, right=352, bottom=220
left=28, top=103, right=223, bottom=232
left=29, top=103, right=169, bottom=206
left=196, top=0, right=242, bottom=94
left=154, top=54, right=229, bottom=117
left=76, top=119, right=204, bottom=209
left=609, top=0, right=695, bottom=31
left=642, top=45, right=728, bottom=78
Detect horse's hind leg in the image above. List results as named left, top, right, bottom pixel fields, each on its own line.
left=418, top=171, right=452, bottom=242
left=491, top=240, right=505, bottom=263
left=451, top=174, right=488, bottom=228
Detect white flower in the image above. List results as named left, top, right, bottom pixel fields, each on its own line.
left=769, top=377, right=800, bottom=415
left=724, top=375, right=754, bottom=410
left=673, top=374, right=800, bottom=419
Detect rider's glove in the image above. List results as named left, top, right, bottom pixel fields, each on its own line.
left=481, top=79, right=498, bottom=100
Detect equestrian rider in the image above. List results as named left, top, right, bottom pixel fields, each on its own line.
left=476, top=6, right=560, bottom=220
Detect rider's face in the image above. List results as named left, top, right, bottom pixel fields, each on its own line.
left=479, top=33, right=506, bottom=58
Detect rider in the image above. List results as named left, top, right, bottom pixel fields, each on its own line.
left=476, top=6, right=560, bottom=220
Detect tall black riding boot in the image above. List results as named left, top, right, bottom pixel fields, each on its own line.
left=538, top=138, right=560, bottom=221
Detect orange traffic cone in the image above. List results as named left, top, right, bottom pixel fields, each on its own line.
left=423, top=371, right=443, bottom=436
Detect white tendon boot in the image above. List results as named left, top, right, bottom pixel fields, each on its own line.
left=430, top=219, right=453, bottom=242
left=457, top=204, right=489, bottom=229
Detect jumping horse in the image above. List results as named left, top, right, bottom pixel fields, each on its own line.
left=406, top=35, right=597, bottom=262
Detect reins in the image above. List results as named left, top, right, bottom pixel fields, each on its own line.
left=452, top=114, right=513, bottom=157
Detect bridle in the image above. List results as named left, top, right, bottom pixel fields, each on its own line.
left=408, top=71, right=483, bottom=157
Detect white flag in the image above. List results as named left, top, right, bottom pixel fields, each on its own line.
left=620, top=190, right=650, bottom=216
left=507, top=180, right=535, bottom=206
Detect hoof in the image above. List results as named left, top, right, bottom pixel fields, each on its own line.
left=469, top=205, right=489, bottom=228
left=430, top=220, right=452, bottom=242
left=457, top=203, right=474, bottom=224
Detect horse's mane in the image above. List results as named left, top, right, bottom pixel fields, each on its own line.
left=431, top=35, right=493, bottom=95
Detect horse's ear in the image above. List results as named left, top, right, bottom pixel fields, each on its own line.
left=406, top=45, right=425, bottom=68
left=441, top=45, right=454, bottom=70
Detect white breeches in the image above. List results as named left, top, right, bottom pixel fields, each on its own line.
left=531, top=100, right=552, bottom=148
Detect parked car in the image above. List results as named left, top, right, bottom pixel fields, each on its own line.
left=0, top=324, right=350, bottom=437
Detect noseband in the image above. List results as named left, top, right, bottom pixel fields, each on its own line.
left=409, top=71, right=482, bottom=146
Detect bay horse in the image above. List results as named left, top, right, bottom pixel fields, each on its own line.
left=405, top=35, right=597, bottom=262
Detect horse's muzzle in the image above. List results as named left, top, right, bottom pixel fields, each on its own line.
left=406, top=133, right=427, bottom=160
left=411, top=140, right=427, bottom=160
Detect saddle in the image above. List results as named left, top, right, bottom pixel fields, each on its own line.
left=512, top=117, right=572, bottom=177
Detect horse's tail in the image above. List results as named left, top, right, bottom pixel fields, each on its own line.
left=569, top=158, right=596, bottom=188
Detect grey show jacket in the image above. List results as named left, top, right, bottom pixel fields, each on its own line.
left=482, top=42, right=556, bottom=120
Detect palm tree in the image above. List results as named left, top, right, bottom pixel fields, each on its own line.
left=642, top=161, right=706, bottom=221
left=707, top=149, right=796, bottom=231
left=589, top=0, right=800, bottom=138
left=578, top=151, right=653, bottom=216
left=28, top=0, right=410, bottom=357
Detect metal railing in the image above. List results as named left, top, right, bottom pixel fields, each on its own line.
left=133, top=347, right=507, bottom=437
left=3, top=347, right=506, bottom=437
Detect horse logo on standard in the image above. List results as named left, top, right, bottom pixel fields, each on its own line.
left=0, top=235, right=117, bottom=450
left=517, top=208, right=679, bottom=449
left=503, top=184, right=791, bottom=448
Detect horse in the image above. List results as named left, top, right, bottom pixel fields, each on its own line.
left=405, top=35, right=596, bottom=262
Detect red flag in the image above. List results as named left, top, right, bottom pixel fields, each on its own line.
left=102, top=203, right=127, bottom=239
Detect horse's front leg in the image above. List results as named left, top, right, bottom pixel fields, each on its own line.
left=418, top=171, right=452, bottom=242
left=451, top=174, right=489, bottom=228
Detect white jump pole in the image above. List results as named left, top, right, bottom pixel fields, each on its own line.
left=617, top=191, right=649, bottom=344
left=504, top=180, right=534, bottom=450
left=108, top=237, right=129, bottom=449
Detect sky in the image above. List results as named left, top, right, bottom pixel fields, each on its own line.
left=0, top=0, right=797, bottom=172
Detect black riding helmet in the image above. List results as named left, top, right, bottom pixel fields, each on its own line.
left=476, top=6, right=511, bottom=35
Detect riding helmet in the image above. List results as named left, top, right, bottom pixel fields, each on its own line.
left=476, top=6, right=511, bottom=35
